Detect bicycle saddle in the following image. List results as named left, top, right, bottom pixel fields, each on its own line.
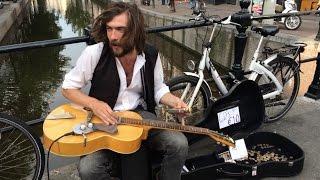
left=252, top=25, right=279, bottom=37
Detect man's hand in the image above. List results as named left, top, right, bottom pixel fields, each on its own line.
left=89, top=100, right=118, bottom=125
left=172, top=96, right=188, bottom=109
left=62, top=89, right=118, bottom=125
left=160, top=92, right=188, bottom=109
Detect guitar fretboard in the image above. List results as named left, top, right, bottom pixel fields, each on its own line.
left=119, top=117, right=218, bottom=137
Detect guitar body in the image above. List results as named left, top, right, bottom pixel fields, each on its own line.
left=43, top=104, right=146, bottom=156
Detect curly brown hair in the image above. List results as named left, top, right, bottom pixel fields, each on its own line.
left=91, top=2, right=145, bottom=54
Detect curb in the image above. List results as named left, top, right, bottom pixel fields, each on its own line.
left=0, top=0, right=28, bottom=42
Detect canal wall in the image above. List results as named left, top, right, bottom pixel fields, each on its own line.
left=0, top=0, right=29, bottom=42
left=141, top=8, right=315, bottom=70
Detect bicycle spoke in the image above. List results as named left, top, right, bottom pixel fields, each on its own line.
left=0, top=117, right=45, bottom=179
left=0, top=170, right=29, bottom=177
left=0, top=138, right=29, bottom=157
left=282, top=66, right=296, bottom=85
left=0, top=161, right=33, bottom=172
left=0, top=145, right=35, bottom=162
left=280, top=64, right=292, bottom=84
left=0, top=132, right=22, bottom=158
left=0, top=153, right=35, bottom=166
left=273, top=62, right=282, bottom=74
left=0, top=174, right=11, bottom=180
left=0, top=125, right=17, bottom=152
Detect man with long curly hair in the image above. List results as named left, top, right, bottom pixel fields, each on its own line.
left=61, top=2, right=188, bottom=180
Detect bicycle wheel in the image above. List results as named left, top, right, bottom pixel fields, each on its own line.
left=256, top=56, right=300, bottom=122
left=166, top=75, right=212, bottom=125
left=0, top=113, right=45, bottom=180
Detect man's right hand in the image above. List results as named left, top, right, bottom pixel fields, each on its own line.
left=89, top=100, right=118, bottom=125
left=61, top=89, right=118, bottom=125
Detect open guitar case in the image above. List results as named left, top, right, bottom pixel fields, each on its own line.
left=121, top=80, right=304, bottom=180
left=180, top=80, right=305, bottom=179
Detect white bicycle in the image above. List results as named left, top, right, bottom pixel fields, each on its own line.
left=167, top=12, right=305, bottom=124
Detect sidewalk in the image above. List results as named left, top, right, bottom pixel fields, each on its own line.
left=139, top=0, right=319, bottom=21
left=138, top=0, right=320, bottom=42
left=139, top=0, right=240, bottom=19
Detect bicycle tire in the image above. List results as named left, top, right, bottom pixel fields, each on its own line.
left=166, top=75, right=212, bottom=125
left=0, top=113, right=45, bottom=180
left=256, top=56, right=300, bottom=122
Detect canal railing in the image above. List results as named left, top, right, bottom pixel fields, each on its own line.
left=1, top=5, right=320, bottom=126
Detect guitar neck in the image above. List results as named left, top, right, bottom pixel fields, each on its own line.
left=119, top=117, right=223, bottom=140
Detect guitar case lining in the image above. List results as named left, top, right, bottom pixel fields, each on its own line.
left=181, top=132, right=304, bottom=179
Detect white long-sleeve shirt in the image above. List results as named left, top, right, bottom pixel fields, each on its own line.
left=62, top=42, right=170, bottom=111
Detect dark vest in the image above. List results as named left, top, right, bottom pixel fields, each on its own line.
left=89, top=43, right=158, bottom=113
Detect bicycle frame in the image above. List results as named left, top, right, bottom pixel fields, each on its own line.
left=181, top=19, right=286, bottom=108
left=181, top=23, right=228, bottom=108
left=247, top=36, right=283, bottom=99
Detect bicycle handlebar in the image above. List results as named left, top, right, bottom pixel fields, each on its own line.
left=189, top=12, right=221, bottom=24
left=189, top=12, right=240, bottom=27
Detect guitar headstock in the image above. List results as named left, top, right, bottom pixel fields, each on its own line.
left=208, top=131, right=235, bottom=148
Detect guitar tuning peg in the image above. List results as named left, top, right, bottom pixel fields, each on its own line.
left=217, top=142, right=221, bottom=145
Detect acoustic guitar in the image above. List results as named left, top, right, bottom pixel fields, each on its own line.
left=43, top=104, right=235, bottom=157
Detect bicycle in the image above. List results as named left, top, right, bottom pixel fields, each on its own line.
left=0, top=113, right=45, bottom=180
left=167, top=11, right=305, bottom=124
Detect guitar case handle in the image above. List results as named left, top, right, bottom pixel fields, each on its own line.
left=216, top=168, right=249, bottom=177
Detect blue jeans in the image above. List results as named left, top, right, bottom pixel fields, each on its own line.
left=78, top=110, right=188, bottom=180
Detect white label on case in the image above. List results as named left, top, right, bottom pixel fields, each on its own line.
left=229, top=139, right=248, bottom=161
left=217, top=106, right=241, bottom=129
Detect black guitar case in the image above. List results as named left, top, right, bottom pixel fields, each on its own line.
left=181, top=132, right=304, bottom=179
left=181, top=80, right=304, bottom=179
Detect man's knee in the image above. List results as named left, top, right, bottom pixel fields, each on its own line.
left=77, top=150, right=117, bottom=180
left=167, top=132, right=189, bottom=155
left=78, top=156, right=96, bottom=179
